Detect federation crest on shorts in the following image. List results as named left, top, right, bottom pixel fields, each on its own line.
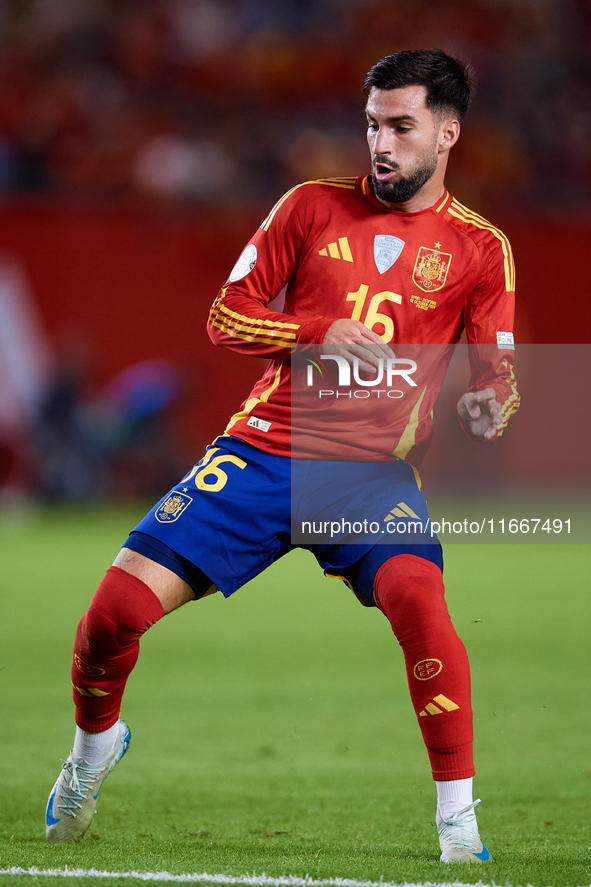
left=374, top=235, right=405, bottom=273
left=155, top=491, right=193, bottom=523
left=412, top=246, right=452, bottom=292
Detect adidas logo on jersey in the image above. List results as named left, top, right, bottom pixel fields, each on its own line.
left=419, top=694, right=460, bottom=716
left=384, top=501, right=421, bottom=522
left=318, top=237, right=353, bottom=262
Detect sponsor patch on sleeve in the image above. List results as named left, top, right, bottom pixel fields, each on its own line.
left=497, top=331, right=515, bottom=349
left=247, top=415, right=271, bottom=432
left=229, top=244, right=257, bottom=282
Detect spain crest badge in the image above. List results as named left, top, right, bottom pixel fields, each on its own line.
left=155, top=491, right=192, bottom=523
left=412, top=246, right=452, bottom=292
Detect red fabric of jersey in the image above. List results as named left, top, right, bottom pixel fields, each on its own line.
left=207, top=176, right=519, bottom=464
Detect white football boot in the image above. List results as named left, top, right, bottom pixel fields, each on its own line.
left=46, top=719, right=131, bottom=843
left=437, top=799, right=492, bottom=863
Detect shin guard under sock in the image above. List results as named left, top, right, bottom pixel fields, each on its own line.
left=374, top=554, right=474, bottom=780
left=72, top=566, right=165, bottom=732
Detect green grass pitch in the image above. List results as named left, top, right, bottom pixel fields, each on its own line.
left=0, top=505, right=589, bottom=887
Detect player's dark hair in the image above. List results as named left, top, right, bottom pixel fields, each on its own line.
left=363, top=49, right=475, bottom=124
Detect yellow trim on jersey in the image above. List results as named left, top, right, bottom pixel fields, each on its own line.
left=317, top=177, right=357, bottom=186
left=496, top=359, right=520, bottom=436
left=224, top=365, right=283, bottom=432
left=209, top=290, right=298, bottom=349
left=213, top=293, right=299, bottom=330
left=393, top=386, right=428, bottom=461
left=260, top=178, right=356, bottom=231
left=211, top=318, right=296, bottom=339
left=434, top=191, right=449, bottom=212
left=209, top=318, right=294, bottom=349
left=260, top=184, right=300, bottom=232
left=447, top=200, right=516, bottom=292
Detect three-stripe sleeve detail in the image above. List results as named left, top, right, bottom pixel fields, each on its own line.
left=447, top=199, right=516, bottom=293
left=209, top=290, right=299, bottom=349
left=260, top=179, right=357, bottom=232
left=495, top=358, right=520, bottom=436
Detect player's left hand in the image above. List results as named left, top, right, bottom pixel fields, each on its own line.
left=457, top=388, right=502, bottom=440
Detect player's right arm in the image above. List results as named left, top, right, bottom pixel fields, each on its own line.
left=207, top=185, right=335, bottom=357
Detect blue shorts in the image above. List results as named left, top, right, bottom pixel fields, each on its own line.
left=125, top=436, right=441, bottom=606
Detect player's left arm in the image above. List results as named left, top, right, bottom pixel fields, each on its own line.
left=459, top=233, right=520, bottom=441
left=457, top=387, right=503, bottom=440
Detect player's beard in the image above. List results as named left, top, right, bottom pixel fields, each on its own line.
left=371, top=151, right=438, bottom=205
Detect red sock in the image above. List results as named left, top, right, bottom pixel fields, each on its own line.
left=72, top=566, right=165, bottom=732
left=374, top=554, right=474, bottom=781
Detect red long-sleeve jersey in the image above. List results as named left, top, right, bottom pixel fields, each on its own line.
left=207, top=176, right=519, bottom=466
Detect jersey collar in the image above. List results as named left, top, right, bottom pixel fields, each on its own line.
left=359, top=175, right=452, bottom=216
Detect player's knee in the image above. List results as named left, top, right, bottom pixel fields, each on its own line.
left=84, top=566, right=165, bottom=648
left=374, top=553, right=448, bottom=638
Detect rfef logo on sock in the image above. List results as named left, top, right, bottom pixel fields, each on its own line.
left=413, top=658, right=443, bottom=680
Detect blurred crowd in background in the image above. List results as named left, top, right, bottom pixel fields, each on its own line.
left=0, top=0, right=590, bottom=216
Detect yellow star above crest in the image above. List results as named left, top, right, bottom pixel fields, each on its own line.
left=435, top=241, right=442, bottom=249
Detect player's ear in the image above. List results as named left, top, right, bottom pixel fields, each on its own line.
left=438, top=118, right=460, bottom=154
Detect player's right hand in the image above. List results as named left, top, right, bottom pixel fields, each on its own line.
left=323, top=319, right=393, bottom=371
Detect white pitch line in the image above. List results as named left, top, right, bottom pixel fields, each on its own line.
left=0, top=870, right=511, bottom=887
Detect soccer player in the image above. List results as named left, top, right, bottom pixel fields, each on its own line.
left=46, top=49, right=519, bottom=863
